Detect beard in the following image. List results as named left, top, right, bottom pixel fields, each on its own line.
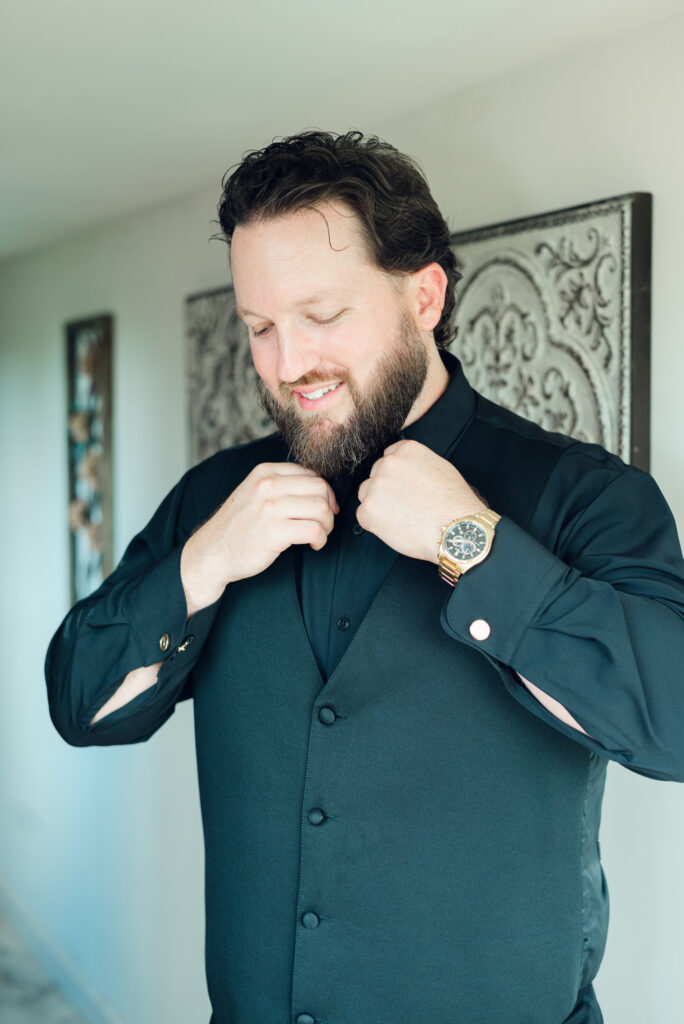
left=256, top=312, right=429, bottom=479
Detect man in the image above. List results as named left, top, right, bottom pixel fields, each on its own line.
left=46, top=131, right=684, bottom=1024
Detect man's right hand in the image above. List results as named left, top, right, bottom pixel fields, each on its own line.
left=180, top=462, right=339, bottom=617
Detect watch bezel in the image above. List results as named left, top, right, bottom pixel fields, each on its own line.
left=439, top=519, right=492, bottom=571
left=438, top=510, right=501, bottom=581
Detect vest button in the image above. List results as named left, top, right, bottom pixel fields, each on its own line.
left=352, top=521, right=364, bottom=535
left=296, top=1015, right=315, bottom=1024
left=318, top=706, right=336, bottom=725
left=301, top=911, right=320, bottom=929
left=307, top=808, right=325, bottom=826
left=336, top=615, right=350, bottom=631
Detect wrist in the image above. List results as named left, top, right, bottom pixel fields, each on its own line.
left=181, top=534, right=227, bottom=617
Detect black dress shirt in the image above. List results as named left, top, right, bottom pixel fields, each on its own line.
left=300, top=352, right=472, bottom=680
left=45, top=352, right=684, bottom=1024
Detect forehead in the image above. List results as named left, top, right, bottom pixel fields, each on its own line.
left=231, top=202, right=377, bottom=313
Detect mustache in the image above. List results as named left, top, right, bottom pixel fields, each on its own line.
left=279, top=368, right=350, bottom=396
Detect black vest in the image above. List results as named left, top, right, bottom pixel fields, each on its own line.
left=191, top=417, right=605, bottom=1024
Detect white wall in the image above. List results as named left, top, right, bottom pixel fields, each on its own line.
left=0, top=190, right=227, bottom=1022
left=2, top=11, right=684, bottom=1022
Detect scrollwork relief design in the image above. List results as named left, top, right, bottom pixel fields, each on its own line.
left=536, top=227, right=618, bottom=372
left=449, top=194, right=652, bottom=465
left=456, top=275, right=582, bottom=440
left=186, top=287, right=272, bottom=463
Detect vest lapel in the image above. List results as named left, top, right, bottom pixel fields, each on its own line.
left=287, top=542, right=404, bottom=693
left=320, top=550, right=425, bottom=695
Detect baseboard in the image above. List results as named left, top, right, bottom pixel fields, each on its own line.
left=0, top=875, right=127, bottom=1024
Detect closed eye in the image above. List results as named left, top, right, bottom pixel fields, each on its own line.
left=307, top=309, right=347, bottom=326
left=250, top=309, right=348, bottom=338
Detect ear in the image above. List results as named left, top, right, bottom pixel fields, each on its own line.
left=405, top=263, right=448, bottom=333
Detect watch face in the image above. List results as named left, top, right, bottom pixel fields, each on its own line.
left=444, top=521, right=487, bottom=562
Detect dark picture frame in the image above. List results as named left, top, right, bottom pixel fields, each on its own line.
left=449, top=193, right=652, bottom=470
left=65, top=314, right=114, bottom=603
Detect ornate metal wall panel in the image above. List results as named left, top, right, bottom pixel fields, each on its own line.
left=449, top=193, right=651, bottom=469
left=185, top=286, right=273, bottom=465
left=186, top=196, right=651, bottom=471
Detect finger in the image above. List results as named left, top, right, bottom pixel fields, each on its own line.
left=283, top=470, right=339, bottom=513
left=257, top=472, right=339, bottom=513
left=285, top=476, right=339, bottom=515
left=368, top=456, right=385, bottom=478
left=384, top=438, right=424, bottom=456
left=280, top=518, right=330, bottom=552
left=257, top=461, right=318, bottom=477
left=274, top=495, right=336, bottom=534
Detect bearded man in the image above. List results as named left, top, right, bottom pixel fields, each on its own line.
left=46, top=131, right=684, bottom=1024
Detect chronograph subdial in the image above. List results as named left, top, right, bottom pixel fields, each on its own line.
left=444, top=522, right=487, bottom=562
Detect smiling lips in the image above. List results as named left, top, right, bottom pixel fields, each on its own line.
left=293, top=381, right=345, bottom=410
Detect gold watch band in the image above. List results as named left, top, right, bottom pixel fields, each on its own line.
left=470, top=509, right=501, bottom=530
left=438, top=560, right=462, bottom=587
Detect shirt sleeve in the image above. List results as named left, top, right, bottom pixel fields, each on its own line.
left=440, top=460, right=684, bottom=781
left=45, top=464, right=224, bottom=747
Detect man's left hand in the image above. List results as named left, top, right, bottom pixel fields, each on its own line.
left=356, top=439, right=488, bottom=563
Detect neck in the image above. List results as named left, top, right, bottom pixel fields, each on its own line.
left=403, top=343, right=449, bottom=428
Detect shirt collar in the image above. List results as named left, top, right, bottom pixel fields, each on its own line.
left=400, top=350, right=475, bottom=459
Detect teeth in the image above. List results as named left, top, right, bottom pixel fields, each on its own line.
left=303, top=383, right=339, bottom=400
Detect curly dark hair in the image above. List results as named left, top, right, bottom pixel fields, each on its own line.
left=217, top=130, right=460, bottom=348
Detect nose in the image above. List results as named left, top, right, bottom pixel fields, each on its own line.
left=275, top=324, right=319, bottom=385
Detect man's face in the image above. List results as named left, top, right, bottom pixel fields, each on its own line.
left=231, top=202, right=430, bottom=477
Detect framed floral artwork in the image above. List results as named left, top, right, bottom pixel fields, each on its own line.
left=66, top=314, right=114, bottom=602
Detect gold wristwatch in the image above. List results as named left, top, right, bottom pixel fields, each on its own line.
left=438, top=510, right=501, bottom=587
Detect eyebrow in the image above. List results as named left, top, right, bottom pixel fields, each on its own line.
left=237, top=292, right=343, bottom=319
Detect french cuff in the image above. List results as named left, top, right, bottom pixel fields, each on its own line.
left=123, top=545, right=191, bottom=664
left=440, top=516, right=574, bottom=664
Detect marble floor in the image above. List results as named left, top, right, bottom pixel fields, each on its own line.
left=0, top=910, right=88, bottom=1024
